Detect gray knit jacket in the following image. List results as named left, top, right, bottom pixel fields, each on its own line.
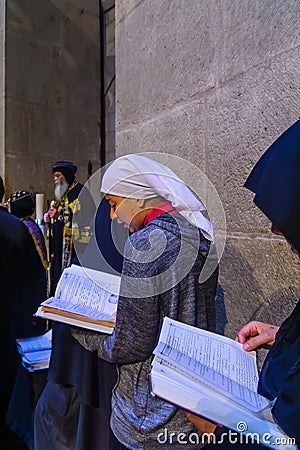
left=73, top=213, right=218, bottom=449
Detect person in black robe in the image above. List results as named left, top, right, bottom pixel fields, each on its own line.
left=237, top=120, right=300, bottom=447
left=5, top=190, right=49, bottom=450
left=34, top=198, right=128, bottom=450
left=0, top=177, right=47, bottom=448
left=187, top=120, right=300, bottom=448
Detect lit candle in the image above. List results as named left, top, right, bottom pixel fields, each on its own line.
left=35, top=193, right=44, bottom=220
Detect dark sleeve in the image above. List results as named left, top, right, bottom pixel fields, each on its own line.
left=272, top=360, right=300, bottom=445
left=15, top=222, right=47, bottom=338
left=258, top=301, right=300, bottom=445
left=73, top=184, right=96, bottom=229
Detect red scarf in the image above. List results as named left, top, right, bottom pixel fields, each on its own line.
left=143, top=201, right=179, bottom=227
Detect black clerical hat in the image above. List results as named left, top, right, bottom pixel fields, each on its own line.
left=52, top=161, right=77, bottom=184
left=8, top=190, right=35, bottom=218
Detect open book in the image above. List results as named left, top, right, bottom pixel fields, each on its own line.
left=35, top=265, right=121, bottom=333
left=150, top=317, right=296, bottom=450
left=17, top=329, right=52, bottom=372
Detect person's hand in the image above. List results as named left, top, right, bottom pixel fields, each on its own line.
left=236, top=321, right=279, bottom=351
left=184, top=411, right=218, bottom=435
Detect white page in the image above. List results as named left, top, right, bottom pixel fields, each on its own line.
left=47, top=265, right=121, bottom=318
left=36, top=307, right=114, bottom=334
left=154, top=317, right=269, bottom=411
left=55, top=265, right=120, bottom=298
left=41, top=297, right=116, bottom=322
left=150, top=360, right=296, bottom=450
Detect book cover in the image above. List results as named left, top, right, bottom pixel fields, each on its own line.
left=16, top=329, right=52, bottom=372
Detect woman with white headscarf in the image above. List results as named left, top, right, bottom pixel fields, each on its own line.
left=73, top=154, right=219, bottom=450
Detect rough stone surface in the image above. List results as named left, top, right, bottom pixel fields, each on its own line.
left=219, top=0, right=300, bottom=83
left=218, top=237, right=299, bottom=337
left=116, top=99, right=207, bottom=170
left=116, top=0, right=218, bottom=127
left=116, top=0, right=300, bottom=340
left=206, top=47, right=300, bottom=233
left=219, top=236, right=300, bottom=367
left=115, top=0, right=142, bottom=25
left=4, top=0, right=101, bottom=201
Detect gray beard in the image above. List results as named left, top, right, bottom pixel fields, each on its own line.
left=54, top=180, right=69, bottom=201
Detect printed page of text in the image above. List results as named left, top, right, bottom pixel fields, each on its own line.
left=154, top=317, right=270, bottom=411
left=53, top=265, right=120, bottom=316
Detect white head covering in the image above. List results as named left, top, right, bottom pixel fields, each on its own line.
left=101, top=154, right=214, bottom=241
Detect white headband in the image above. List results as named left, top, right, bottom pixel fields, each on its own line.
left=101, top=154, right=214, bottom=241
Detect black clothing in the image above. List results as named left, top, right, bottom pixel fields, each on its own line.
left=245, top=121, right=300, bottom=446
left=245, top=120, right=300, bottom=254
left=258, top=301, right=300, bottom=446
left=0, top=207, right=46, bottom=444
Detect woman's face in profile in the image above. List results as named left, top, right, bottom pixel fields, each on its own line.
left=271, top=224, right=299, bottom=258
left=105, top=194, right=146, bottom=233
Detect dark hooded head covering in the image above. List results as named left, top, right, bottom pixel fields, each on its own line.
left=52, top=161, right=77, bottom=184
left=244, top=120, right=300, bottom=254
left=8, top=190, right=35, bottom=218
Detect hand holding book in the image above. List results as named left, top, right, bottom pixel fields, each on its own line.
left=236, top=321, right=279, bottom=351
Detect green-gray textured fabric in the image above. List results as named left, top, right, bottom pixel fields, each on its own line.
left=73, top=214, right=218, bottom=449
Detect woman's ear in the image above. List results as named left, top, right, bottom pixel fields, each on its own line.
left=137, top=198, right=146, bottom=208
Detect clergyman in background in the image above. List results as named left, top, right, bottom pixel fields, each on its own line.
left=43, top=161, right=95, bottom=295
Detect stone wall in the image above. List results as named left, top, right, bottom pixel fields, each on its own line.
left=4, top=0, right=101, bottom=203
left=115, top=0, right=300, bottom=341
